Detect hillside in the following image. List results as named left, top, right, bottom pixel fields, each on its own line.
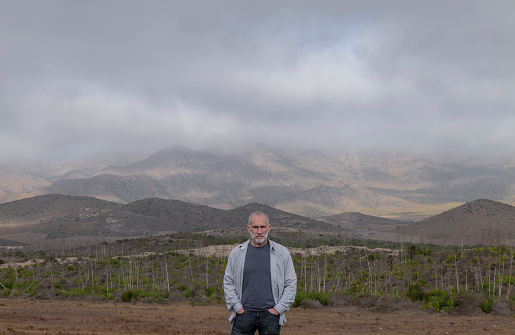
left=3, top=146, right=515, bottom=218
left=0, top=194, right=341, bottom=246
left=0, top=238, right=25, bottom=247
left=0, top=194, right=121, bottom=225
left=370, top=199, right=515, bottom=246
left=320, top=212, right=411, bottom=237
left=5, top=195, right=515, bottom=247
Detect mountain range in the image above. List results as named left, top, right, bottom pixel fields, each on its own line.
left=2, top=145, right=515, bottom=219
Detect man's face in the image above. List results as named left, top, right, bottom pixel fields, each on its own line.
left=247, top=214, right=271, bottom=247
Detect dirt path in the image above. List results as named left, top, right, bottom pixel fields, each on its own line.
left=1, top=299, right=515, bottom=334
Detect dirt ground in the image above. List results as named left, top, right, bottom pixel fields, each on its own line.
left=1, top=299, right=515, bottom=335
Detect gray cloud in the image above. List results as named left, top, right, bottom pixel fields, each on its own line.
left=1, top=0, right=514, bottom=161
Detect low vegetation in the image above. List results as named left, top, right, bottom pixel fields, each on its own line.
left=1, top=233, right=515, bottom=315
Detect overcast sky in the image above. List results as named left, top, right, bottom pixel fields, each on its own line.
left=1, top=1, right=514, bottom=161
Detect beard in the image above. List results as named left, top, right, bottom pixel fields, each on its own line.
left=251, top=230, right=269, bottom=245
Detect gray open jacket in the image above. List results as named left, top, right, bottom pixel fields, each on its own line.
left=223, top=239, right=297, bottom=325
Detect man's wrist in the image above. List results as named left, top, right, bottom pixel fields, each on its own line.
left=273, top=305, right=285, bottom=314
left=233, top=302, right=243, bottom=312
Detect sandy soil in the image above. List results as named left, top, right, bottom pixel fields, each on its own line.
left=175, top=244, right=399, bottom=258
left=1, top=299, right=515, bottom=334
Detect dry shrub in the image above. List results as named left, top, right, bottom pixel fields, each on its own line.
left=373, top=295, right=418, bottom=313
left=491, top=300, right=514, bottom=316
left=329, top=293, right=417, bottom=313
left=300, top=298, right=323, bottom=309
left=328, top=293, right=353, bottom=307
left=353, top=293, right=376, bottom=309
left=165, top=292, right=183, bottom=303
left=448, top=293, right=483, bottom=316
left=34, top=290, right=52, bottom=300
left=141, top=297, right=156, bottom=304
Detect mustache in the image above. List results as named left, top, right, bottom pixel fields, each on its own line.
left=252, top=231, right=268, bottom=239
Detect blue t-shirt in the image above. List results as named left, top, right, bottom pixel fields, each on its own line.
left=241, top=242, right=275, bottom=312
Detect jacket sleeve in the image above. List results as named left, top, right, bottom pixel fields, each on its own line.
left=224, top=248, right=243, bottom=312
left=274, top=250, right=297, bottom=314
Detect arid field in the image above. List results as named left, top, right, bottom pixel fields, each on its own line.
left=1, top=299, right=515, bottom=335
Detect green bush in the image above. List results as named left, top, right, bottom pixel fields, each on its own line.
left=182, top=287, right=194, bottom=299
left=406, top=284, right=425, bottom=302
left=423, top=290, right=456, bottom=312
left=292, top=291, right=330, bottom=307
left=205, top=286, right=216, bottom=298
left=475, top=283, right=492, bottom=293
left=503, top=275, right=515, bottom=285
left=479, top=298, right=493, bottom=314
left=58, top=290, right=69, bottom=297
left=292, top=291, right=306, bottom=307
left=121, top=290, right=133, bottom=302
left=309, top=291, right=330, bottom=306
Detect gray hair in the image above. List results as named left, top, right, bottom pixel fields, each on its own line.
left=248, top=211, right=269, bottom=226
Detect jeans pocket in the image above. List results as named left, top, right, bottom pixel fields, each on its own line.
left=233, top=311, right=255, bottom=334
left=261, top=311, right=281, bottom=334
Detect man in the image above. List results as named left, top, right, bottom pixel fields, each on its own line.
left=224, top=211, right=297, bottom=335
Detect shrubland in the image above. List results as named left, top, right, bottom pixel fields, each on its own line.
left=1, top=233, right=515, bottom=315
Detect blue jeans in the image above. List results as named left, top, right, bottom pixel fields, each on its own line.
left=231, top=310, right=281, bottom=335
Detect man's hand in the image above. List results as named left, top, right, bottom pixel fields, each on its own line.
left=236, top=308, right=245, bottom=314
left=268, top=308, right=279, bottom=315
